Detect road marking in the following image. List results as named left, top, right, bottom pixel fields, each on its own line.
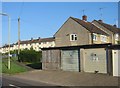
left=9, top=84, right=21, bottom=88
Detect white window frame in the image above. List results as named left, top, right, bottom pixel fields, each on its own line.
left=93, top=33, right=97, bottom=41
left=101, top=35, right=107, bottom=42
left=115, top=33, right=119, bottom=41
left=70, top=34, right=77, bottom=41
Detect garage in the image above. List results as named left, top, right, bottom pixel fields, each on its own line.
left=61, top=50, right=79, bottom=72
left=83, top=48, right=107, bottom=74
left=112, top=50, right=120, bottom=76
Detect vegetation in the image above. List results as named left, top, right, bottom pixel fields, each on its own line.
left=2, top=57, right=28, bottom=74
left=2, top=48, right=42, bottom=74
left=19, top=48, right=42, bottom=63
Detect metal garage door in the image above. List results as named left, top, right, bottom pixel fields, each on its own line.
left=84, top=48, right=107, bottom=73
left=61, top=50, right=79, bottom=71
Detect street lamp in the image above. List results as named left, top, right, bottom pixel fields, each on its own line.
left=0, top=13, right=11, bottom=70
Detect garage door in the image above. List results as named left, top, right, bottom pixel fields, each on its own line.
left=112, top=50, right=120, bottom=76
left=61, top=50, right=79, bottom=71
left=84, top=48, right=107, bottom=73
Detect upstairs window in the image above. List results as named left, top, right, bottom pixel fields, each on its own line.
left=93, top=33, right=97, bottom=41
left=115, top=34, right=119, bottom=41
left=101, top=35, right=107, bottom=42
left=70, top=34, right=77, bottom=41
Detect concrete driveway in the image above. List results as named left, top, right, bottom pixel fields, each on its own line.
left=12, top=70, right=119, bottom=86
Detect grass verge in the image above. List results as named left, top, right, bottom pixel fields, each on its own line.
left=2, top=58, right=28, bottom=74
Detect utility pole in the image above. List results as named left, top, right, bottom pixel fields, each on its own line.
left=18, top=17, right=20, bottom=62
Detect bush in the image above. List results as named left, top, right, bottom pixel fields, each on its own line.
left=19, top=48, right=42, bottom=63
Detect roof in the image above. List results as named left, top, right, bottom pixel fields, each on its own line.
left=70, top=17, right=109, bottom=36
left=2, top=44, right=13, bottom=48
left=41, top=43, right=113, bottom=50
left=41, top=43, right=120, bottom=50
left=93, top=20, right=120, bottom=34
left=16, top=37, right=55, bottom=44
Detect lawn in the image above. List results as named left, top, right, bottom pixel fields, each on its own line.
left=2, top=57, right=28, bottom=74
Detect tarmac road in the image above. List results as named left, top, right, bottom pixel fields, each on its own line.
left=1, top=75, right=65, bottom=88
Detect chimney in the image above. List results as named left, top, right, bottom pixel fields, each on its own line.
left=38, top=37, right=41, bottom=40
left=31, top=37, right=33, bottom=41
left=82, top=15, right=87, bottom=21
left=113, top=24, right=117, bottom=27
left=98, top=19, right=103, bottom=23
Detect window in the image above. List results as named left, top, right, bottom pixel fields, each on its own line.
left=115, top=34, right=119, bottom=41
left=70, top=34, right=77, bottom=41
left=101, top=35, right=107, bottom=42
left=93, top=33, right=97, bottom=41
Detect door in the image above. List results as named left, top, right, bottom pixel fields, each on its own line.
left=112, top=50, right=120, bottom=76
left=84, top=48, right=107, bottom=73
left=61, top=50, right=79, bottom=71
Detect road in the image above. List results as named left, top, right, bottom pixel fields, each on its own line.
left=1, top=75, right=67, bottom=88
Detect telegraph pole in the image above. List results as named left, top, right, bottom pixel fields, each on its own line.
left=18, top=17, right=20, bottom=62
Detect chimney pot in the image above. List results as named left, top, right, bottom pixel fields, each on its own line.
left=38, top=37, right=41, bottom=41
left=98, top=19, right=103, bottom=23
left=31, top=37, right=33, bottom=41
left=82, top=15, right=87, bottom=21
left=113, top=24, right=117, bottom=27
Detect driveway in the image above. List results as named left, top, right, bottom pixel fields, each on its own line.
left=11, top=70, right=119, bottom=86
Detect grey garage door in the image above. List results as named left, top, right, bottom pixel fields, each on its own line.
left=61, top=50, right=79, bottom=71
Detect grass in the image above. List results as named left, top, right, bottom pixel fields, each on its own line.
left=2, top=57, right=28, bottom=74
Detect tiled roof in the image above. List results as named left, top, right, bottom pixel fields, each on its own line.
left=70, top=17, right=109, bottom=36
left=16, top=37, right=55, bottom=44
left=93, top=20, right=120, bottom=34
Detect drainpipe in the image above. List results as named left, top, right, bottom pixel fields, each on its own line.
left=91, top=33, right=94, bottom=44
left=112, top=34, right=114, bottom=44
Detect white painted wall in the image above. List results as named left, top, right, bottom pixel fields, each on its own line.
left=112, top=50, right=120, bottom=77
left=0, top=41, right=55, bottom=53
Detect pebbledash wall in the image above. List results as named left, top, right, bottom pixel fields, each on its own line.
left=42, top=43, right=120, bottom=76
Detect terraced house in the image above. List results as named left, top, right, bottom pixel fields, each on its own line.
left=54, top=15, right=112, bottom=47
left=92, top=20, right=120, bottom=44
left=1, top=37, right=55, bottom=53
left=42, top=15, right=120, bottom=76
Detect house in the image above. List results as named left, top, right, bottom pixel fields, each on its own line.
left=42, top=15, right=120, bottom=76
left=92, top=20, right=120, bottom=44
left=54, top=15, right=110, bottom=47
left=0, top=37, right=55, bottom=53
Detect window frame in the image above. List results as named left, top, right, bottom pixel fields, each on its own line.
left=70, top=34, right=77, bottom=41
left=93, top=33, right=97, bottom=41
left=100, top=35, right=107, bottom=42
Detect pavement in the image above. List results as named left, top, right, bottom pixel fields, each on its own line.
left=8, top=70, right=119, bottom=86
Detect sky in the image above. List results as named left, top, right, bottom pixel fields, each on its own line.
left=2, top=2, right=118, bottom=46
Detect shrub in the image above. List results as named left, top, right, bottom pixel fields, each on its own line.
left=19, top=48, right=42, bottom=63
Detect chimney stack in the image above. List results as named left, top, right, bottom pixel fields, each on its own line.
left=113, top=24, right=117, bottom=27
left=82, top=15, right=87, bottom=21
left=98, top=19, right=103, bottom=23
left=31, top=37, right=33, bottom=41
left=38, top=37, right=41, bottom=40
